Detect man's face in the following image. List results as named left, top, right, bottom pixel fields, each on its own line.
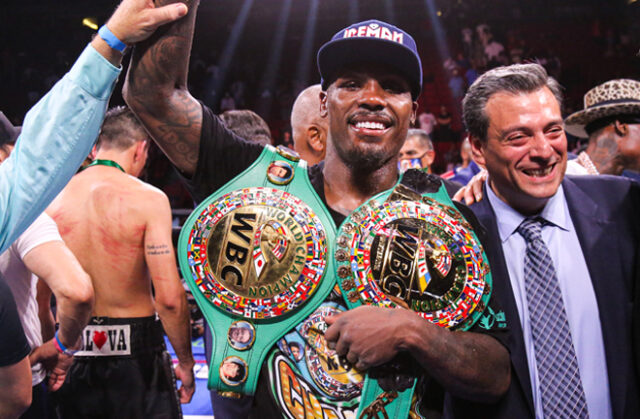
left=222, top=361, right=240, bottom=378
left=269, top=166, right=289, bottom=178
left=398, top=136, right=434, bottom=169
left=322, top=63, right=417, bottom=171
left=471, top=87, right=567, bottom=215
left=290, top=345, right=301, bottom=359
left=230, top=327, right=251, bottom=344
left=618, top=122, right=640, bottom=172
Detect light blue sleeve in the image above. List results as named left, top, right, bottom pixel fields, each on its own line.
left=0, top=44, right=121, bottom=252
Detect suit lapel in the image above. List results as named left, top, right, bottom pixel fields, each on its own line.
left=562, top=178, right=627, bottom=419
left=473, top=195, right=535, bottom=416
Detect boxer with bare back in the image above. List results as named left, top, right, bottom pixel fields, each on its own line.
left=47, top=106, right=194, bottom=418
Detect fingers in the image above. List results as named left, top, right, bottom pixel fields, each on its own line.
left=354, top=358, right=369, bottom=371
left=324, top=319, right=340, bottom=347
left=346, top=350, right=359, bottom=366
left=48, top=368, right=68, bottom=392
left=150, top=3, right=189, bottom=27
left=452, top=187, right=465, bottom=203
left=470, top=174, right=485, bottom=203
left=178, top=383, right=195, bottom=403
left=175, top=363, right=195, bottom=403
left=324, top=312, right=343, bottom=325
left=107, top=0, right=190, bottom=46
left=464, top=183, right=476, bottom=205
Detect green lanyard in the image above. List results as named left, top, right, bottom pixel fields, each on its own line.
left=83, top=159, right=125, bottom=173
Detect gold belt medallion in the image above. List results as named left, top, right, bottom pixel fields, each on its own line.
left=184, top=187, right=329, bottom=320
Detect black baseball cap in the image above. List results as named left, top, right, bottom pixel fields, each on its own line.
left=317, top=20, right=423, bottom=100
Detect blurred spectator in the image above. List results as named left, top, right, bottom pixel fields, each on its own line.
left=398, top=129, right=436, bottom=173
left=291, top=84, right=327, bottom=165
left=220, top=92, right=236, bottom=112
left=418, top=110, right=437, bottom=135
left=441, top=137, right=482, bottom=185
left=220, top=109, right=272, bottom=146
left=465, top=63, right=480, bottom=86
left=432, top=105, right=460, bottom=172
left=448, top=67, right=467, bottom=103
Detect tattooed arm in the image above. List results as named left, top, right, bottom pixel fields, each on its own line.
left=123, top=0, right=202, bottom=176
left=144, top=189, right=195, bottom=403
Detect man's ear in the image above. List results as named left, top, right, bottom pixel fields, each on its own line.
left=469, top=135, right=487, bottom=167
left=320, top=91, right=328, bottom=118
left=308, top=126, right=325, bottom=153
left=411, top=101, right=418, bottom=125
left=134, top=140, right=148, bottom=162
left=89, top=144, right=98, bottom=160
left=424, top=150, right=436, bottom=167
left=614, top=120, right=629, bottom=137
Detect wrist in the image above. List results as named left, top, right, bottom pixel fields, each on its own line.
left=178, top=358, right=195, bottom=369
left=54, top=331, right=79, bottom=356
left=98, top=25, right=128, bottom=53
left=395, top=311, right=426, bottom=352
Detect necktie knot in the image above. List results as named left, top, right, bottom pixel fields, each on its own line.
left=517, top=217, right=544, bottom=243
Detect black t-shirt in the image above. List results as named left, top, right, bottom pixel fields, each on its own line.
left=182, top=104, right=508, bottom=417
left=0, top=272, right=30, bottom=367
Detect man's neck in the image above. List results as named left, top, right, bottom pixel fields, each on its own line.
left=93, top=151, right=133, bottom=175
left=322, top=156, right=399, bottom=216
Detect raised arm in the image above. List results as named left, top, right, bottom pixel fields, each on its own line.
left=0, top=0, right=188, bottom=253
left=124, top=0, right=203, bottom=176
left=144, top=190, right=195, bottom=403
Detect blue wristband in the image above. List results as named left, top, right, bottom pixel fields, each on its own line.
left=98, top=25, right=127, bottom=53
left=54, top=330, right=78, bottom=356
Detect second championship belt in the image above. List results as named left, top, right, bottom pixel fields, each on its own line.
left=333, top=170, right=492, bottom=418
left=178, top=145, right=336, bottom=397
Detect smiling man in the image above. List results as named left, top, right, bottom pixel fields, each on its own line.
left=456, top=64, right=640, bottom=418
left=124, top=4, right=510, bottom=417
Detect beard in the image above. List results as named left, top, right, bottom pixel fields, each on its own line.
left=334, top=141, right=395, bottom=172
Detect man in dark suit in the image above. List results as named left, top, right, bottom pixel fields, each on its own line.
left=447, top=63, right=640, bottom=418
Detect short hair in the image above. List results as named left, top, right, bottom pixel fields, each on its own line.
left=406, top=128, right=433, bottom=151
left=220, top=110, right=272, bottom=146
left=462, top=63, right=563, bottom=142
left=97, top=106, right=148, bottom=151
left=289, top=342, right=301, bottom=350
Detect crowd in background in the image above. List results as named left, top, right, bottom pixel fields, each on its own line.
left=1, top=0, right=639, bottom=209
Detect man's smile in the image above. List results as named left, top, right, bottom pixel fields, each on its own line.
left=348, top=112, right=393, bottom=137
left=520, top=162, right=558, bottom=179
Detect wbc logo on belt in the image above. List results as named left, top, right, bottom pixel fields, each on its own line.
left=185, top=187, right=328, bottom=320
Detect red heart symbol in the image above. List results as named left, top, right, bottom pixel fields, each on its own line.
left=93, top=331, right=107, bottom=349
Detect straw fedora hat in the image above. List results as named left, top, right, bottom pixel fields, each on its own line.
left=564, top=79, right=640, bottom=138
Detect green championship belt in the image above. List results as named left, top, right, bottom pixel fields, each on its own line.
left=333, top=170, right=492, bottom=418
left=178, top=145, right=336, bottom=397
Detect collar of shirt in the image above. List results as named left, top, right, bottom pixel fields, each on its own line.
left=484, top=179, right=570, bottom=243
